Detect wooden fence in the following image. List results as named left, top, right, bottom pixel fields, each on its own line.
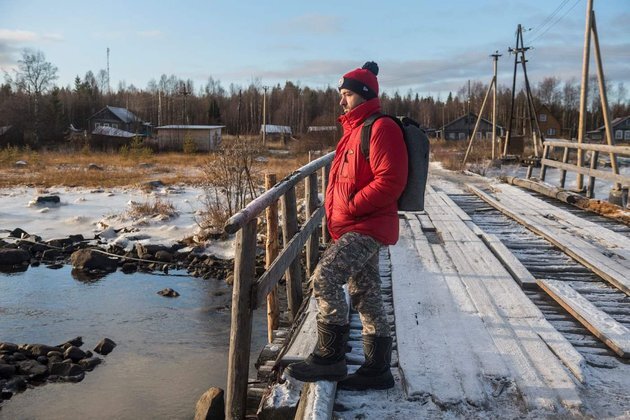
left=531, top=140, right=630, bottom=199
left=222, top=151, right=335, bottom=419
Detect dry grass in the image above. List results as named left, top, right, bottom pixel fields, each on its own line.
left=127, top=196, right=178, bottom=219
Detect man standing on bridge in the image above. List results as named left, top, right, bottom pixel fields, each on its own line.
left=286, top=61, right=408, bottom=390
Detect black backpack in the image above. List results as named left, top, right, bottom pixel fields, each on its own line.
left=360, top=113, right=430, bottom=211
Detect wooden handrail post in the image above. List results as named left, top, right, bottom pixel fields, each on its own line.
left=305, top=171, right=320, bottom=277
left=225, top=218, right=258, bottom=420
left=539, top=144, right=550, bottom=181
left=281, top=186, right=303, bottom=320
left=321, top=163, right=331, bottom=245
left=559, top=146, right=570, bottom=188
left=265, top=174, right=280, bottom=343
left=587, top=150, right=599, bottom=198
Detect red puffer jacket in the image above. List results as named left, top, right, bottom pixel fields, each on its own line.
left=325, top=98, right=408, bottom=245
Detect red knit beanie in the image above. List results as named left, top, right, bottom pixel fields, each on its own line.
left=338, top=61, right=379, bottom=100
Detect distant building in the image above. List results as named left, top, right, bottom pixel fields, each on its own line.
left=307, top=126, right=337, bottom=133
left=0, top=125, right=20, bottom=147
left=155, top=125, right=225, bottom=152
left=536, top=105, right=562, bottom=139
left=88, top=106, right=148, bottom=136
left=261, top=124, right=292, bottom=136
left=437, top=112, right=503, bottom=141
left=587, top=116, right=630, bottom=143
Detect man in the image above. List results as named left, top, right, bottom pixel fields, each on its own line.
left=285, top=62, right=408, bottom=391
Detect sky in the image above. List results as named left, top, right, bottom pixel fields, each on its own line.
left=0, top=0, right=629, bottom=99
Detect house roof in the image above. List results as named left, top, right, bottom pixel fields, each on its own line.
left=307, top=126, right=337, bottom=132
left=156, top=125, right=225, bottom=130
left=443, top=112, right=502, bottom=130
left=590, top=116, right=630, bottom=132
left=92, top=125, right=137, bottom=138
left=0, top=125, right=12, bottom=136
left=261, top=124, right=292, bottom=134
left=106, top=106, right=142, bottom=123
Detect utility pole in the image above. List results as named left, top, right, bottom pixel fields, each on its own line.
left=463, top=53, right=500, bottom=164
left=504, top=24, right=543, bottom=158
left=262, top=86, right=268, bottom=146
left=576, top=0, right=620, bottom=191
left=491, top=51, right=501, bottom=160
left=576, top=0, right=594, bottom=191
left=106, top=47, right=111, bottom=95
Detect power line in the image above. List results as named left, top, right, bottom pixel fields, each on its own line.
left=529, top=0, right=582, bottom=44
left=529, top=0, right=572, bottom=37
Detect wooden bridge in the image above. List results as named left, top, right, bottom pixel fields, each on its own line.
left=218, top=149, right=630, bottom=419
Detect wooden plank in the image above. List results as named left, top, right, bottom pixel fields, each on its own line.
left=479, top=232, right=538, bottom=290
left=294, top=381, right=336, bottom=420
left=540, top=158, right=630, bottom=185
left=256, top=206, right=324, bottom=308
left=491, top=183, right=630, bottom=258
left=224, top=152, right=334, bottom=234
left=436, top=191, right=472, bottom=221
left=265, top=174, right=280, bottom=343
left=305, top=172, right=320, bottom=277
left=391, top=218, right=487, bottom=404
left=468, top=184, right=630, bottom=296
left=538, top=279, right=630, bottom=359
left=281, top=297, right=319, bottom=364
left=282, top=186, right=303, bottom=320
left=430, top=213, right=582, bottom=408
left=543, top=140, right=630, bottom=156
left=226, top=219, right=258, bottom=420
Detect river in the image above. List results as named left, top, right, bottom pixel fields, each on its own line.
left=0, top=265, right=267, bottom=419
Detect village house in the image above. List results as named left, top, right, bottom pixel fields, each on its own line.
left=155, top=125, right=224, bottom=152
left=587, top=116, right=630, bottom=143
left=437, top=112, right=504, bottom=141
left=537, top=104, right=563, bottom=138
left=88, top=106, right=148, bottom=136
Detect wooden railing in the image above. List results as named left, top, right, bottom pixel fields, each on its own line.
left=222, top=151, right=334, bottom=419
left=532, top=140, right=630, bottom=198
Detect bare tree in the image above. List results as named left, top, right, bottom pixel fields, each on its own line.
left=4, top=49, right=58, bottom=144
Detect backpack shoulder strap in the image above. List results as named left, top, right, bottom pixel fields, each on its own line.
left=360, top=112, right=386, bottom=161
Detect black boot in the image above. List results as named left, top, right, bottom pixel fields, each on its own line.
left=338, top=335, right=394, bottom=390
left=285, top=322, right=349, bottom=382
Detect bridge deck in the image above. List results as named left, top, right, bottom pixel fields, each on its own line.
left=259, top=176, right=630, bottom=419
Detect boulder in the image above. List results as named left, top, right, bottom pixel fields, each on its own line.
left=78, top=357, right=102, bottom=371
left=70, top=249, right=118, bottom=273
left=157, top=288, right=180, bottom=298
left=63, top=346, right=86, bottom=362
left=16, top=360, right=48, bottom=379
left=41, top=249, right=63, bottom=262
left=87, top=163, right=104, bottom=171
left=194, top=387, right=225, bottom=420
left=25, top=344, right=60, bottom=358
left=4, top=376, right=27, bottom=392
left=35, top=195, right=61, bottom=205
left=58, top=337, right=83, bottom=348
left=0, top=248, right=30, bottom=266
left=0, top=364, right=15, bottom=379
left=9, top=228, right=29, bottom=238
left=93, top=338, right=116, bottom=355
left=15, top=160, right=28, bottom=168
left=0, top=342, right=19, bottom=353
left=49, top=361, right=83, bottom=377
left=154, top=250, right=173, bottom=263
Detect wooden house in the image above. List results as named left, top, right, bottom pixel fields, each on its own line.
left=88, top=106, right=147, bottom=135
left=537, top=105, right=562, bottom=138
left=587, top=116, right=630, bottom=143
left=155, top=125, right=224, bottom=152
left=438, top=112, right=503, bottom=141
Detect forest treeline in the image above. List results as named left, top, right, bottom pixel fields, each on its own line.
left=1, top=49, right=629, bottom=148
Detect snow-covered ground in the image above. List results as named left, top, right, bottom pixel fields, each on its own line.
left=0, top=185, right=235, bottom=259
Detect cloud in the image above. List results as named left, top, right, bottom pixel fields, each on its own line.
left=137, top=30, right=162, bottom=39
left=0, top=29, right=38, bottom=42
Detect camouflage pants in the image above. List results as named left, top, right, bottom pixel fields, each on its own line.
left=312, top=231, right=390, bottom=337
